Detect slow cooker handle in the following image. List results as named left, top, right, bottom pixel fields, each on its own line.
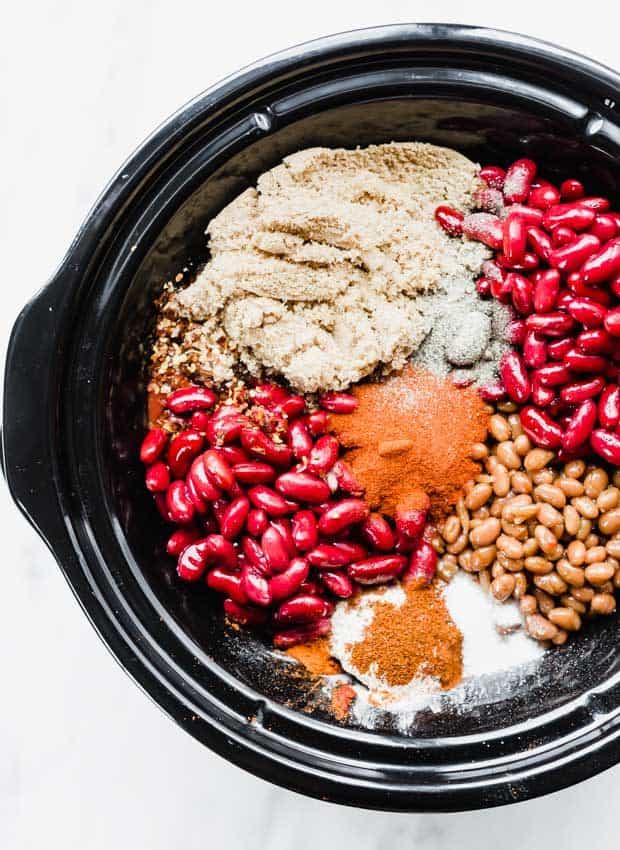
left=2, top=272, right=73, bottom=552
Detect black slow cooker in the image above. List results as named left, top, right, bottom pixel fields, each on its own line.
left=4, top=24, right=620, bottom=811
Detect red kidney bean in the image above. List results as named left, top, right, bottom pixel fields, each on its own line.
left=504, top=319, right=526, bottom=345
left=523, top=331, right=547, bottom=369
left=527, top=226, right=553, bottom=262
left=186, top=476, right=209, bottom=514
left=318, top=392, right=358, bottom=414
left=562, top=400, right=597, bottom=452
left=578, top=196, right=611, bottom=212
left=287, top=419, right=312, bottom=459
left=591, top=429, right=620, bottom=465
left=189, top=456, right=222, bottom=501
left=543, top=203, right=596, bottom=232
left=581, top=240, right=620, bottom=285
left=361, top=513, right=396, bottom=551
left=395, top=499, right=429, bottom=542
left=531, top=375, right=555, bottom=407
left=319, top=571, right=354, bottom=599
left=497, top=251, right=539, bottom=272
left=532, top=269, right=561, bottom=313
left=241, top=562, right=272, bottom=607
left=205, top=412, right=247, bottom=445
left=204, top=534, right=238, bottom=570
left=477, top=381, right=507, bottom=402
left=552, top=225, right=576, bottom=247
left=534, top=364, right=570, bottom=387
left=140, top=428, right=168, bottom=464
left=317, top=499, right=370, bottom=535
left=549, top=234, right=601, bottom=272
left=305, top=410, right=330, bottom=436
left=166, top=527, right=201, bottom=556
left=563, top=350, right=607, bottom=373
left=274, top=594, right=331, bottom=625
left=307, top=435, right=340, bottom=476
left=270, top=519, right=297, bottom=556
left=291, top=510, right=319, bottom=552
left=480, top=165, right=506, bottom=189
left=598, top=386, right=620, bottom=429
left=332, top=541, right=368, bottom=561
left=560, top=178, right=585, bottom=200
left=272, top=617, right=331, bottom=649
left=219, top=496, right=250, bottom=540
left=590, top=214, right=617, bottom=242
left=489, top=274, right=513, bottom=303
left=403, top=541, right=437, bottom=587
left=224, top=598, right=268, bottom=626
left=277, top=395, right=306, bottom=419
left=177, top=539, right=210, bottom=581
left=567, top=297, right=607, bottom=329
left=555, top=291, right=575, bottom=311
left=605, top=307, right=620, bottom=337
left=248, top=485, right=293, bottom=517
left=261, top=524, right=291, bottom=571
left=330, top=460, right=365, bottom=496
left=231, top=462, right=276, bottom=485
left=547, top=337, right=573, bottom=361
left=247, top=508, right=269, bottom=537
left=252, top=383, right=289, bottom=409
left=269, top=558, right=310, bottom=602
left=190, top=410, right=211, bottom=433
left=475, top=276, right=492, bottom=297
left=166, top=480, right=195, bottom=524
left=503, top=212, right=528, bottom=266
left=560, top=376, right=606, bottom=403
left=526, top=312, right=576, bottom=337
left=347, top=555, right=408, bottom=585
left=216, top=445, right=247, bottom=465
left=528, top=182, right=561, bottom=210
left=275, top=471, right=331, bottom=504
left=202, top=449, right=235, bottom=491
left=435, top=205, right=464, bottom=236
left=462, top=212, right=503, bottom=249
left=207, top=569, right=248, bottom=605
left=154, top=493, right=172, bottom=522
left=474, top=186, right=504, bottom=213
left=520, top=407, right=563, bottom=449
left=577, top=328, right=614, bottom=355
left=503, top=158, right=537, bottom=204
left=482, top=259, right=506, bottom=283
left=168, top=430, right=204, bottom=479
left=298, top=579, right=321, bottom=595
left=145, top=461, right=170, bottom=493
left=242, top=536, right=271, bottom=574
left=307, top=544, right=353, bottom=569
left=611, top=275, right=620, bottom=298
left=240, top=428, right=292, bottom=466
left=500, top=351, right=531, bottom=403
left=167, top=386, right=216, bottom=414
left=508, top=273, right=533, bottom=315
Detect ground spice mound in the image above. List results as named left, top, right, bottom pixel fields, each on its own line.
left=285, top=637, right=341, bottom=676
left=330, top=364, right=488, bottom=519
left=349, top=582, right=463, bottom=690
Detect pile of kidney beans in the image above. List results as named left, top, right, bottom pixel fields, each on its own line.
left=139, top=384, right=436, bottom=647
left=436, top=159, right=620, bottom=463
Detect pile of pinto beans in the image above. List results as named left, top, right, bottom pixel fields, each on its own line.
left=436, top=159, right=620, bottom=460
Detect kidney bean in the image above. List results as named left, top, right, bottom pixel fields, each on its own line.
left=504, top=319, right=526, bottom=346
left=260, top=524, right=291, bottom=571
left=248, top=485, right=293, bottom=517
left=319, top=571, right=354, bottom=599
left=534, top=364, right=569, bottom=387
left=240, top=428, right=292, bottom=466
left=291, top=511, right=319, bottom=552
left=203, top=535, right=237, bottom=570
left=270, top=519, right=297, bottom=556
left=317, top=499, right=370, bottom=535
left=547, top=337, right=573, bottom=361
left=578, top=196, right=611, bottom=212
left=207, top=569, right=248, bottom=605
left=318, top=392, right=358, bottom=414
left=562, top=400, right=597, bottom=452
left=305, top=410, right=329, bottom=436
left=590, top=214, right=617, bottom=242
left=167, top=386, right=216, bottom=414
left=140, top=428, right=168, bottom=464
left=435, top=205, right=464, bottom=235
left=298, top=579, right=321, bottom=596
left=189, top=456, right=222, bottom=501
left=598, top=385, right=620, bottom=429
left=272, top=617, right=331, bottom=648
left=591, top=429, right=620, bottom=465
left=529, top=270, right=558, bottom=314
left=268, top=558, right=310, bottom=602
left=462, top=212, right=504, bottom=249
left=497, top=251, right=539, bottom=272
left=216, top=446, right=246, bottom=467
left=361, top=513, right=396, bottom=551
left=403, top=540, right=437, bottom=587
left=482, top=259, right=506, bottom=283
left=478, top=381, right=507, bottom=402
left=532, top=375, right=556, bottom=407
left=563, top=350, right=607, bottom=373
left=176, top=539, right=210, bottom=581
left=503, top=212, right=528, bottom=265
left=479, top=165, right=506, bottom=189
left=166, top=527, right=201, bottom=556
left=560, top=178, right=584, bottom=200
left=166, top=480, right=196, bottom=524
left=520, top=406, right=563, bottom=449
left=206, top=412, right=247, bottom=445
left=246, top=508, right=268, bottom=537
left=154, top=493, right=172, bottom=522
left=605, top=307, right=620, bottom=337
left=581, top=240, right=620, bottom=285
left=611, top=275, right=620, bottom=298
left=277, top=395, right=306, bottom=419
left=330, top=460, right=365, bottom=496
left=543, top=204, right=596, bottom=232
left=523, top=331, right=547, bottom=369
left=242, top=536, right=271, bottom=574
left=347, top=555, right=408, bottom=585
left=286, top=419, right=312, bottom=459
left=145, top=461, right=170, bottom=493
left=577, top=328, right=614, bottom=355
left=190, top=410, right=211, bottom=433
left=231, top=461, right=276, bottom=486
left=560, top=376, right=606, bottom=403
left=528, top=181, right=561, bottom=209
left=201, top=449, right=235, bottom=491
left=489, top=274, right=513, bottom=303
left=552, top=225, right=576, bottom=247
left=275, top=471, right=331, bottom=504
left=507, top=272, right=533, bottom=315
left=307, top=435, right=339, bottom=476
left=251, top=383, right=289, bottom=409
left=503, top=158, right=537, bottom=204
left=307, top=544, right=353, bottom=569
left=219, top=495, right=249, bottom=540
left=475, top=276, right=491, bottom=297
left=526, top=312, right=576, bottom=337
left=549, top=234, right=601, bottom=272
left=332, top=541, right=368, bottom=561
left=274, top=594, right=331, bottom=625
left=500, top=351, right=531, bottom=403
left=241, top=562, right=272, bottom=607
left=527, top=226, right=553, bottom=262
left=167, top=431, right=204, bottom=479
left=223, top=598, right=268, bottom=626
left=566, top=297, right=607, bottom=329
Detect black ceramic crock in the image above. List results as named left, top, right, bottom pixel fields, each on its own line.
left=4, top=24, right=620, bottom=811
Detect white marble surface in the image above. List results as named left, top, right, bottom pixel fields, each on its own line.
left=2, top=3, right=619, bottom=847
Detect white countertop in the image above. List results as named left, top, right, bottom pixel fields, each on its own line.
left=2, top=3, right=618, bottom=847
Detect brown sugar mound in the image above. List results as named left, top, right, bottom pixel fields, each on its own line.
left=350, top=582, right=463, bottom=690
left=330, top=364, right=489, bottom=520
